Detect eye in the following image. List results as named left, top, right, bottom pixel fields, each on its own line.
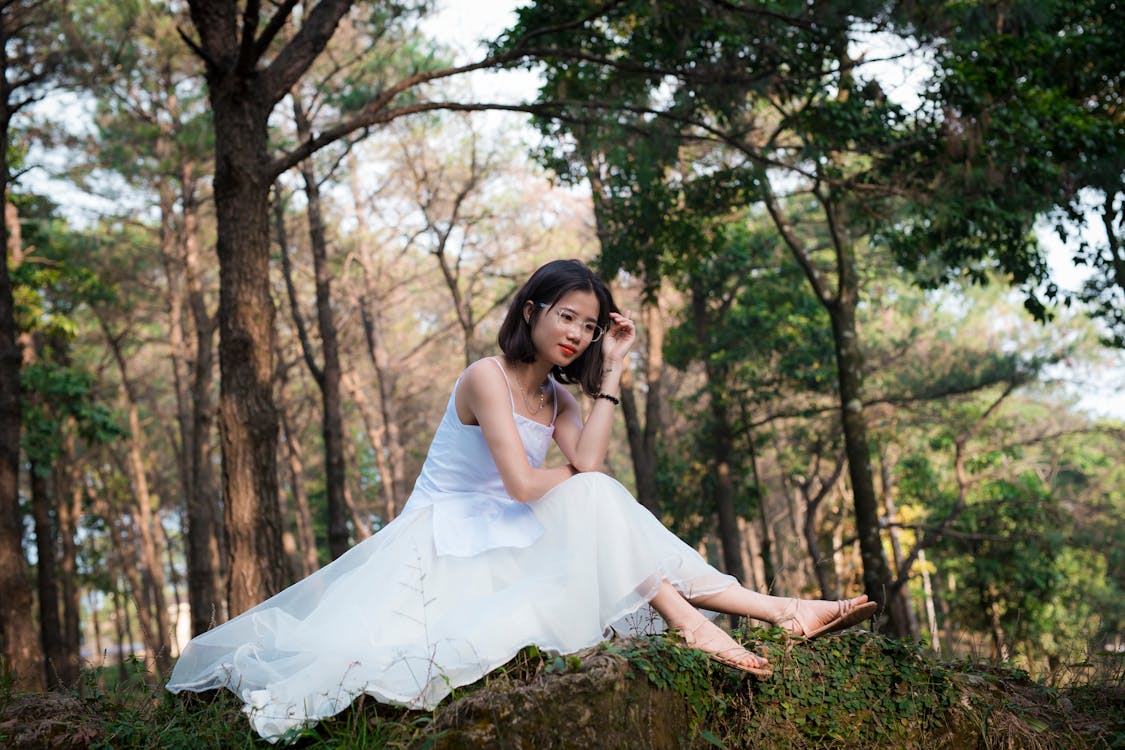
left=582, top=321, right=598, bottom=333
left=558, top=310, right=578, bottom=324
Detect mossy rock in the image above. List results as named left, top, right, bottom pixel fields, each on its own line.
left=2, top=631, right=1122, bottom=748
left=428, top=645, right=693, bottom=749
left=416, top=629, right=1124, bottom=750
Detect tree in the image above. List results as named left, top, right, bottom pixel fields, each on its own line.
left=501, top=0, right=1121, bottom=633
left=181, top=0, right=563, bottom=613
left=882, top=0, right=1125, bottom=345
left=0, top=0, right=74, bottom=689
left=501, top=0, right=922, bottom=627
left=14, top=198, right=123, bottom=686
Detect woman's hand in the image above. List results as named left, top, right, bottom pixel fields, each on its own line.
left=601, top=310, right=636, bottom=363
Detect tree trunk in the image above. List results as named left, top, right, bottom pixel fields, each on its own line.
left=55, top=438, right=82, bottom=686
left=181, top=160, right=226, bottom=633
left=344, top=370, right=398, bottom=526
left=761, top=174, right=898, bottom=630
left=736, top=516, right=764, bottom=592
left=277, top=371, right=319, bottom=578
left=160, top=152, right=225, bottom=636
left=101, top=326, right=173, bottom=675
left=100, top=496, right=163, bottom=681
left=879, top=444, right=919, bottom=639
left=359, top=292, right=409, bottom=516
left=30, top=461, right=64, bottom=688
left=0, top=197, right=40, bottom=689
left=985, top=582, right=1008, bottom=662
left=349, top=155, right=409, bottom=520
left=618, top=298, right=663, bottom=515
left=111, top=584, right=128, bottom=684
left=88, top=589, right=102, bottom=669
left=693, top=280, right=744, bottom=582
left=828, top=293, right=896, bottom=629
left=208, top=80, right=287, bottom=616
left=747, top=437, right=776, bottom=590
left=285, top=94, right=349, bottom=559
left=934, top=567, right=955, bottom=656
left=918, top=549, right=941, bottom=654
left=802, top=494, right=836, bottom=601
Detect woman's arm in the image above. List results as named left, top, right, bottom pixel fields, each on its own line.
left=457, top=361, right=576, bottom=503
left=553, top=311, right=635, bottom=472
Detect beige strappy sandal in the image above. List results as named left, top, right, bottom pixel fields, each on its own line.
left=674, top=621, right=774, bottom=678
left=777, top=596, right=878, bottom=639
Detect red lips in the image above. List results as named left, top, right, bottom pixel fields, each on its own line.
left=559, top=344, right=577, bottom=357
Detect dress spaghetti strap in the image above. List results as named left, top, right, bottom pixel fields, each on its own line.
left=489, top=356, right=517, bottom=411
left=549, top=380, right=559, bottom=424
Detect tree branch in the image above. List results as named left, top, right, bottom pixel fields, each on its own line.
left=254, top=0, right=301, bottom=61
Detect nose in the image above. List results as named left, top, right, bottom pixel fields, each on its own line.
left=565, top=325, right=583, bottom=343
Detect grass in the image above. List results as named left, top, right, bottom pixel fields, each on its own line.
left=2, top=632, right=1123, bottom=749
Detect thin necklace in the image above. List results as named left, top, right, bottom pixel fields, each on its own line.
left=510, top=364, right=548, bottom=415
left=521, top=378, right=548, bottom=415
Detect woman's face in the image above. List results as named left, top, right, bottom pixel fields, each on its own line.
left=528, top=289, right=601, bottom=366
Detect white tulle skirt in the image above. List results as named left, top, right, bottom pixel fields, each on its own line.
left=165, top=472, right=736, bottom=741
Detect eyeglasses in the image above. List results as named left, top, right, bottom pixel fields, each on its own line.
left=537, top=303, right=606, bottom=342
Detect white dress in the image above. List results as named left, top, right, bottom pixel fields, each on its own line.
left=166, top=359, right=736, bottom=741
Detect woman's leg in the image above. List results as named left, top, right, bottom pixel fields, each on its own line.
left=649, top=581, right=770, bottom=671
left=687, top=585, right=873, bottom=637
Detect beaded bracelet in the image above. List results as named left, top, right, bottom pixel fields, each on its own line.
left=591, top=392, right=620, bottom=405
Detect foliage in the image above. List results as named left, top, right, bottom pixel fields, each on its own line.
left=12, top=195, right=125, bottom=468
left=655, top=212, right=838, bottom=537
left=741, top=628, right=955, bottom=748
left=880, top=0, right=1125, bottom=343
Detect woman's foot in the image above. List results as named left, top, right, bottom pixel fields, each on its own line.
left=674, top=618, right=773, bottom=678
left=775, top=595, right=878, bottom=639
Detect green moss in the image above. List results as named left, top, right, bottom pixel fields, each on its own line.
left=736, top=628, right=956, bottom=749
left=1, top=632, right=1121, bottom=749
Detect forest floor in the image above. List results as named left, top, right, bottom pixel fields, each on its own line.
left=2, top=628, right=1123, bottom=749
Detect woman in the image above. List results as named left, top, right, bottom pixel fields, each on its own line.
left=167, top=259, right=876, bottom=741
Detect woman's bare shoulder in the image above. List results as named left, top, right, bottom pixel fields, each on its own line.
left=456, top=357, right=509, bottom=423
left=460, top=357, right=506, bottom=389
left=553, top=380, right=579, bottom=407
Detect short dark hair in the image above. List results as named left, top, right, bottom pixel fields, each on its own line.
left=498, top=259, right=618, bottom=395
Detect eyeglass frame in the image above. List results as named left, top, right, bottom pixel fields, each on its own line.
left=536, top=302, right=606, bottom=343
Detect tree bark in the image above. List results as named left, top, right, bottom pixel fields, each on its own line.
left=55, top=437, right=82, bottom=686
left=202, top=68, right=289, bottom=615
left=747, top=437, right=776, bottom=590
left=29, top=461, right=64, bottom=688
left=918, top=549, right=941, bottom=654
left=185, top=0, right=358, bottom=614
left=159, top=146, right=225, bottom=635
left=618, top=298, right=663, bottom=515
left=111, top=582, right=128, bottom=684
left=0, top=197, right=40, bottom=689
left=181, top=159, right=226, bottom=632
left=95, top=486, right=162, bottom=681
left=803, top=491, right=836, bottom=601
left=827, top=289, right=896, bottom=627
